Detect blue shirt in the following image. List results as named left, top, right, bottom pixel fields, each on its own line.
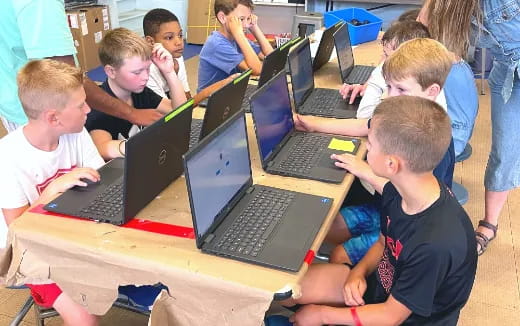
left=0, top=0, right=75, bottom=124
left=197, top=31, right=260, bottom=92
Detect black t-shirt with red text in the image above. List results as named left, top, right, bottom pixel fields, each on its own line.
left=368, top=180, right=477, bottom=325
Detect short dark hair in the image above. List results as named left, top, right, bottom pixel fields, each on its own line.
left=382, top=20, right=430, bottom=49
left=214, top=0, right=254, bottom=16
left=372, top=96, right=451, bottom=173
left=143, top=8, right=179, bottom=37
left=397, top=8, right=421, bottom=22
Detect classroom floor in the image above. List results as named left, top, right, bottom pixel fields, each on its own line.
left=1, top=59, right=519, bottom=325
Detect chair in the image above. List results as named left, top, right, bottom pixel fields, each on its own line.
left=452, top=143, right=473, bottom=206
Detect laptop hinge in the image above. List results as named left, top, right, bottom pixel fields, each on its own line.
left=267, top=161, right=274, bottom=167
left=204, top=233, right=215, bottom=244
left=246, top=186, right=255, bottom=194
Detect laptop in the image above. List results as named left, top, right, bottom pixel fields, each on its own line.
left=288, top=38, right=360, bottom=119
left=249, top=70, right=361, bottom=184
left=44, top=99, right=194, bottom=225
left=184, top=110, right=332, bottom=271
left=333, top=22, right=375, bottom=85
left=190, top=70, right=251, bottom=148
left=312, top=21, right=344, bottom=72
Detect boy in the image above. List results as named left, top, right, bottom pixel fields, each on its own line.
left=287, top=96, right=477, bottom=325
left=297, top=38, right=456, bottom=265
left=0, top=59, right=103, bottom=326
left=86, top=27, right=187, bottom=160
left=143, top=8, right=239, bottom=105
left=197, top=0, right=273, bottom=92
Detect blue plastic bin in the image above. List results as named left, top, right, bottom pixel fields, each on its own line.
left=324, top=8, right=382, bottom=45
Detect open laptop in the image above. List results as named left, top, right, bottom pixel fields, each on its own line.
left=249, top=70, right=361, bottom=184
left=184, top=110, right=332, bottom=271
left=333, top=22, right=375, bottom=85
left=288, top=38, right=360, bottom=119
left=44, top=99, right=194, bottom=225
left=190, top=70, right=251, bottom=148
left=312, top=21, right=344, bottom=71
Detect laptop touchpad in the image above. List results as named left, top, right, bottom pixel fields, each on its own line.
left=318, top=154, right=343, bottom=170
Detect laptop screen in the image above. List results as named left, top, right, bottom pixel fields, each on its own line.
left=334, top=23, right=354, bottom=80
left=288, top=39, right=314, bottom=107
left=250, top=71, right=294, bottom=162
left=186, top=114, right=251, bottom=240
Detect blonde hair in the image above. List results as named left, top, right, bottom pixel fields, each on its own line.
left=17, top=59, right=83, bottom=119
left=99, top=27, right=151, bottom=68
left=421, top=0, right=481, bottom=59
left=372, top=96, right=451, bottom=173
left=382, top=38, right=453, bottom=90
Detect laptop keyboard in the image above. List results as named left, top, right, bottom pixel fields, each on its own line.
left=344, top=65, right=375, bottom=85
left=79, top=182, right=124, bottom=219
left=278, top=134, right=330, bottom=174
left=216, top=188, right=296, bottom=257
left=302, top=90, right=342, bottom=115
left=189, top=119, right=203, bottom=148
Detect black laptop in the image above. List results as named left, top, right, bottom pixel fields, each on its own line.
left=184, top=110, right=332, bottom=271
left=312, top=21, right=344, bottom=72
left=333, top=22, right=375, bottom=85
left=249, top=70, right=361, bottom=184
left=190, top=70, right=251, bottom=148
left=288, top=38, right=359, bottom=119
left=44, top=99, right=194, bottom=225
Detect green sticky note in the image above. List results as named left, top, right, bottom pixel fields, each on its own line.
left=328, top=138, right=355, bottom=152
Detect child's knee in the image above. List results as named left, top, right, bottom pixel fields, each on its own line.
left=330, top=244, right=352, bottom=264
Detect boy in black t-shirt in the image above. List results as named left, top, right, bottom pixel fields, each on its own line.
left=284, top=96, right=477, bottom=326
left=86, top=27, right=187, bottom=160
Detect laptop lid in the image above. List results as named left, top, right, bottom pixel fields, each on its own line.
left=184, top=111, right=252, bottom=248
left=333, top=22, right=355, bottom=81
left=257, top=36, right=301, bottom=87
left=313, top=22, right=344, bottom=71
left=288, top=38, right=315, bottom=108
left=249, top=70, right=294, bottom=168
left=200, top=70, right=251, bottom=140
left=123, top=99, right=194, bottom=222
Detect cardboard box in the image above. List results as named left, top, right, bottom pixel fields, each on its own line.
left=66, top=5, right=111, bottom=71
left=187, top=0, right=219, bottom=44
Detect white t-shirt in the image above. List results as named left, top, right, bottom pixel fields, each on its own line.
left=0, top=127, right=104, bottom=247
left=356, top=63, right=448, bottom=119
left=147, top=56, right=190, bottom=98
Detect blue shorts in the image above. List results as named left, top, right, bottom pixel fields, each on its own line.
left=118, top=284, right=168, bottom=309
left=340, top=203, right=380, bottom=264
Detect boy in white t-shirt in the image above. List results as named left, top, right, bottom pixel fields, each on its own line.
left=143, top=8, right=238, bottom=105
left=0, top=59, right=103, bottom=325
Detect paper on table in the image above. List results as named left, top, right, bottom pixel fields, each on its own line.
left=328, top=138, right=356, bottom=152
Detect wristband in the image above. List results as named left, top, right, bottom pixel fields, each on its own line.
left=118, top=139, right=126, bottom=157
left=350, top=307, right=362, bottom=326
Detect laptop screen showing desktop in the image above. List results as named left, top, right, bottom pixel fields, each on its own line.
left=250, top=73, right=294, bottom=162
left=335, top=23, right=354, bottom=78
left=186, top=115, right=251, bottom=240
left=289, top=39, right=314, bottom=107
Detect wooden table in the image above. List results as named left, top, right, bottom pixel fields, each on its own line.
left=0, top=37, right=382, bottom=326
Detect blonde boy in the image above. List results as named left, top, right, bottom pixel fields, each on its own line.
left=286, top=96, right=477, bottom=326
left=0, top=59, right=104, bottom=326
left=297, top=38, right=456, bottom=266
left=197, top=0, right=273, bottom=92
left=86, top=27, right=187, bottom=160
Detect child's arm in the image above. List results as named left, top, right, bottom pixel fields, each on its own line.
left=151, top=43, right=187, bottom=113
left=356, top=65, right=386, bottom=119
left=294, top=114, right=369, bottom=137
left=248, top=14, right=274, bottom=57
left=192, top=73, right=239, bottom=106
left=228, top=16, right=263, bottom=75
left=90, top=129, right=125, bottom=160
left=331, top=153, right=388, bottom=194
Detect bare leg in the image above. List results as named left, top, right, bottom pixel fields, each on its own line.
left=329, top=245, right=354, bottom=265
left=477, top=190, right=508, bottom=249
left=324, top=214, right=352, bottom=244
left=53, top=293, right=99, bottom=326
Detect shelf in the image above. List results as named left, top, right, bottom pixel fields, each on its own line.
left=118, top=9, right=147, bottom=22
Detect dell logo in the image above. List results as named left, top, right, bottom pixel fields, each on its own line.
left=222, top=106, right=231, bottom=119
left=158, top=149, right=167, bottom=165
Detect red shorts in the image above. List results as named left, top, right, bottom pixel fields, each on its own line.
left=26, top=283, right=63, bottom=308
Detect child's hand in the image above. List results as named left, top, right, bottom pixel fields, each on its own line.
left=344, top=269, right=367, bottom=306
left=289, top=304, right=324, bottom=326
left=151, top=43, right=175, bottom=75
left=173, top=58, right=180, bottom=74
left=331, top=153, right=371, bottom=178
left=44, top=167, right=100, bottom=197
left=293, top=113, right=313, bottom=132
left=228, top=16, right=245, bottom=37
left=249, top=14, right=259, bottom=33
left=339, top=83, right=367, bottom=104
